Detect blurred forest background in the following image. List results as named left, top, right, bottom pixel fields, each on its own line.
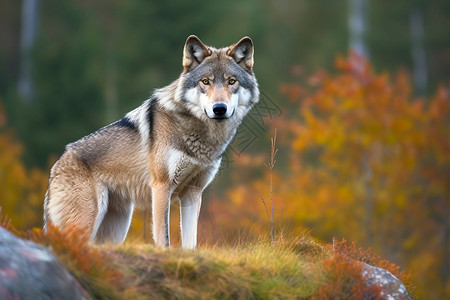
left=0, top=0, right=449, bottom=298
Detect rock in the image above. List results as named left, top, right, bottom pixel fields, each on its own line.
left=362, top=263, right=412, bottom=300
left=0, top=227, right=85, bottom=300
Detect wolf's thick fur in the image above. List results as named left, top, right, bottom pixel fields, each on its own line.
left=44, top=36, right=259, bottom=249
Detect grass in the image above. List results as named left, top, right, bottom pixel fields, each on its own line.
left=0, top=208, right=414, bottom=299
left=108, top=242, right=317, bottom=299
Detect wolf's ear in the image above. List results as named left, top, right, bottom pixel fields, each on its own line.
left=183, top=35, right=211, bottom=73
left=227, top=37, right=254, bottom=73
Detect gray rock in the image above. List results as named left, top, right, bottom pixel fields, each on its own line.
left=0, top=227, right=85, bottom=300
left=362, top=263, right=412, bottom=300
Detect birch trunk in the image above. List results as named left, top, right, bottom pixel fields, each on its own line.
left=18, top=0, right=39, bottom=103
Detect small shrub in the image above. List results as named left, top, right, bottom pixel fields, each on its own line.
left=328, top=238, right=415, bottom=297
left=314, top=253, right=383, bottom=300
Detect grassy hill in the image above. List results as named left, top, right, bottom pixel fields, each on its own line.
left=0, top=216, right=414, bottom=300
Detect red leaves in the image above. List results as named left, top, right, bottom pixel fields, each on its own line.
left=314, top=253, right=384, bottom=300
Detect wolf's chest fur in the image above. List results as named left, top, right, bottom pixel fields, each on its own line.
left=160, top=118, right=231, bottom=200
left=177, top=125, right=234, bottom=164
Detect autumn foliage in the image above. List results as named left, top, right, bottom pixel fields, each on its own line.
left=0, top=104, right=47, bottom=229
left=313, top=253, right=382, bottom=300
left=206, top=54, right=449, bottom=298
left=329, top=238, right=414, bottom=297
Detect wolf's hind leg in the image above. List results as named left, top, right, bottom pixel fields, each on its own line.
left=45, top=152, right=100, bottom=238
left=94, top=190, right=134, bottom=244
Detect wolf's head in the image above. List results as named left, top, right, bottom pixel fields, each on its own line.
left=174, top=36, right=259, bottom=121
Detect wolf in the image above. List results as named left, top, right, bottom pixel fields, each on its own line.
left=43, top=35, right=259, bottom=249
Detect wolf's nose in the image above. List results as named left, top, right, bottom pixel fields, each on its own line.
left=212, top=103, right=227, bottom=116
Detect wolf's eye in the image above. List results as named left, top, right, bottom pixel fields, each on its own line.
left=228, top=79, right=236, bottom=85
left=201, top=79, right=210, bottom=85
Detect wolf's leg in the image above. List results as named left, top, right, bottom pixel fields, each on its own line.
left=179, top=161, right=221, bottom=250
left=45, top=151, right=101, bottom=238
left=94, top=190, right=134, bottom=244
left=152, top=183, right=172, bottom=247
left=180, top=188, right=202, bottom=249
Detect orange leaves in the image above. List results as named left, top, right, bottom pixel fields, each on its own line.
left=0, top=104, right=48, bottom=229
left=279, top=84, right=304, bottom=103
left=313, top=253, right=384, bottom=300
left=30, top=223, right=93, bottom=273
left=283, top=54, right=448, bottom=192
left=377, top=259, right=414, bottom=296
left=221, top=54, right=448, bottom=297
left=428, top=87, right=450, bottom=120
left=315, top=239, right=415, bottom=299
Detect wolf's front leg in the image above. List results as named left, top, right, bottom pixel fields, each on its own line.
left=179, top=161, right=221, bottom=249
left=152, top=183, right=171, bottom=247
left=180, top=188, right=203, bottom=249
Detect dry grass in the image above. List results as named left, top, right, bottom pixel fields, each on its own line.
left=0, top=210, right=414, bottom=299
left=102, top=238, right=322, bottom=299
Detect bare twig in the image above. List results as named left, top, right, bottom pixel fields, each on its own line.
left=258, top=191, right=271, bottom=222
left=265, top=129, right=278, bottom=245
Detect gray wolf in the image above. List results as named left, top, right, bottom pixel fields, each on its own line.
left=43, top=35, right=259, bottom=249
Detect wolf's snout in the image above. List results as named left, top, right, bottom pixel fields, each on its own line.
left=204, top=102, right=234, bottom=120
left=212, top=103, right=227, bottom=116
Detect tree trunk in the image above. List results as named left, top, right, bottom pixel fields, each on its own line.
left=348, top=0, right=369, bottom=59
left=18, top=0, right=40, bottom=103
left=409, top=5, right=427, bottom=95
